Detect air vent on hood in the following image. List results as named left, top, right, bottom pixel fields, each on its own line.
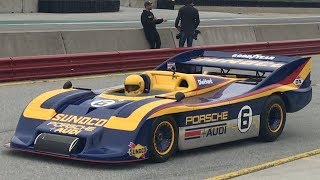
left=34, top=133, right=81, bottom=155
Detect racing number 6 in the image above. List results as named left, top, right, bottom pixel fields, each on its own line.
left=238, top=105, right=253, bottom=133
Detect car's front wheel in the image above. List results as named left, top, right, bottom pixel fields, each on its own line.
left=259, top=95, right=286, bottom=142
left=149, top=116, right=178, bottom=163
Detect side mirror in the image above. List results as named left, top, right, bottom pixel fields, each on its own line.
left=175, top=92, right=185, bottom=102
left=63, top=81, right=72, bottom=89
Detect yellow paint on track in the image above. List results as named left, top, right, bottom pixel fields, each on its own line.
left=207, top=148, right=320, bottom=180
left=0, top=70, right=146, bottom=87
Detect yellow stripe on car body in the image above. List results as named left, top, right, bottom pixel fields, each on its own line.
left=23, top=89, right=74, bottom=120
left=105, top=99, right=175, bottom=131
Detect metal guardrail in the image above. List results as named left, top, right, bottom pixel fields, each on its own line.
left=1, top=39, right=320, bottom=82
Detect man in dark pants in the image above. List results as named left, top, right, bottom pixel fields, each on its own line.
left=175, top=0, right=200, bottom=47
left=141, top=1, right=167, bottom=49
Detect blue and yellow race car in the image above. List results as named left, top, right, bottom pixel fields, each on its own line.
left=7, top=50, right=312, bottom=163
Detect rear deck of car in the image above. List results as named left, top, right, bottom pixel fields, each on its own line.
left=181, top=80, right=257, bottom=104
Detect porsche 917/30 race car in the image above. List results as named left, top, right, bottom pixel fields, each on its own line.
left=7, top=49, right=312, bottom=163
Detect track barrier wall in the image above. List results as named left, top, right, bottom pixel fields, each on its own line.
left=1, top=23, right=320, bottom=58
left=0, top=39, right=320, bottom=82
left=62, top=29, right=150, bottom=54
left=0, top=0, right=22, bottom=13
left=254, top=24, right=320, bottom=42
left=0, top=0, right=38, bottom=13
left=23, top=0, right=39, bottom=13
left=0, top=32, right=66, bottom=58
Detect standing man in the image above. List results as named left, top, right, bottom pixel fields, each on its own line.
left=141, top=1, right=167, bottom=49
left=175, top=0, right=200, bottom=47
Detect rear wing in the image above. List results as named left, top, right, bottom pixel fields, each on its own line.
left=156, top=49, right=305, bottom=74
left=183, top=55, right=285, bottom=72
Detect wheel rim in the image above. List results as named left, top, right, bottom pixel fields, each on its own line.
left=153, top=121, right=175, bottom=156
left=268, top=104, right=283, bottom=133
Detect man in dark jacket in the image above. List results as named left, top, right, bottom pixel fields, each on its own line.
left=175, top=0, right=200, bottom=47
left=141, top=1, right=167, bottom=49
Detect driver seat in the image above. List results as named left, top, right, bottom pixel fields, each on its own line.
left=140, top=74, right=151, bottom=93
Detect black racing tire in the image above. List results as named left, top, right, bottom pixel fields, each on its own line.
left=148, top=116, right=178, bottom=163
left=259, top=95, right=286, bottom=142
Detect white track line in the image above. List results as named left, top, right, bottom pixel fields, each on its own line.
left=2, top=16, right=320, bottom=26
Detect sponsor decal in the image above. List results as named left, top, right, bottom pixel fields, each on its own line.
left=197, top=78, right=213, bottom=86
left=184, top=123, right=227, bottom=140
left=237, top=105, right=253, bottom=133
left=167, top=62, right=176, bottom=70
left=195, top=57, right=283, bottom=68
left=293, top=76, right=304, bottom=87
left=48, top=112, right=111, bottom=135
left=51, top=114, right=108, bottom=127
left=127, top=142, right=148, bottom=159
left=232, top=53, right=275, bottom=60
left=47, top=121, right=96, bottom=135
left=185, top=111, right=228, bottom=126
left=91, top=99, right=115, bottom=107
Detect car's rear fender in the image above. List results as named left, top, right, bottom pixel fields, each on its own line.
left=282, top=86, right=312, bottom=113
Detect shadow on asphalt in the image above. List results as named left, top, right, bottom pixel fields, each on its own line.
left=174, top=138, right=261, bottom=159
left=2, top=138, right=263, bottom=169
left=2, top=149, right=147, bottom=170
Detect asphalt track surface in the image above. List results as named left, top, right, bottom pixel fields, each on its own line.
left=1, top=7, right=320, bottom=32
left=0, top=55, right=319, bottom=180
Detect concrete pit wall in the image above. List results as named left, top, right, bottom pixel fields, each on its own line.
left=0, top=32, right=66, bottom=57
left=0, top=0, right=38, bottom=13
left=254, top=24, right=320, bottom=42
left=62, top=28, right=175, bottom=54
left=121, top=0, right=157, bottom=8
left=0, top=23, right=320, bottom=57
left=194, top=26, right=257, bottom=46
left=23, top=0, right=39, bottom=13
left=62, top=29, right=150, bottom=54
left=0, top=0, right=23, bottom=13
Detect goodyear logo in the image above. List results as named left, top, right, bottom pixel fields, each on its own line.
left=51, top=114, right=108, bottom=127
left=127, top=142, right=147, bottom=159
left=232, top=53, right=275, bottom=60
left=186, top=111, right=228, bottom=126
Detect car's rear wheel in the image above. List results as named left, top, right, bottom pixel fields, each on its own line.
left=259, top=95, right=286, bottom=142
left=149, top=116, right=178, bottom=163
